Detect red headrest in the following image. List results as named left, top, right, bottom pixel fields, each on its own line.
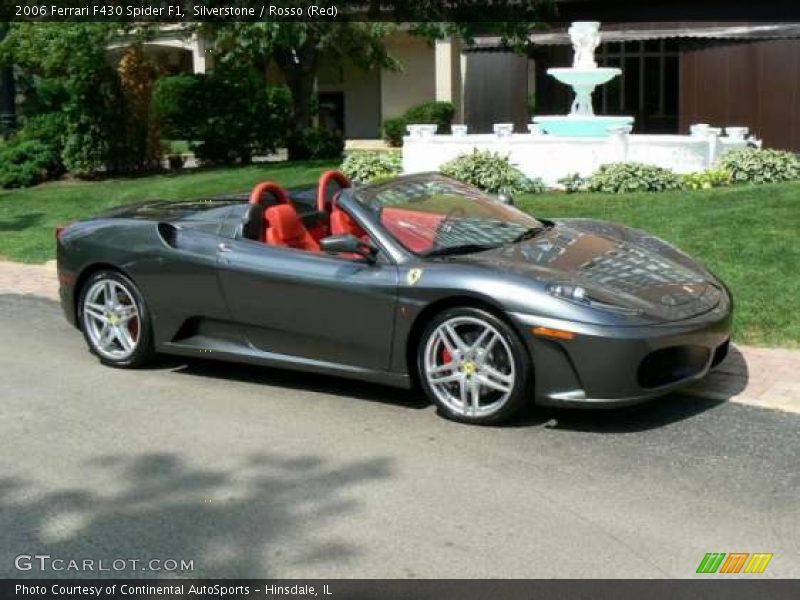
left=317, top=170, right=351, bottom=212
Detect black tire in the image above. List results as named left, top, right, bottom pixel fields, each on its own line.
left=417, top=306, right=531, bottom=425
left=78, top=269, right=155, bottom=368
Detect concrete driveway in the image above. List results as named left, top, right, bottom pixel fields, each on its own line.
left=0, top=294, right=797, bottom=579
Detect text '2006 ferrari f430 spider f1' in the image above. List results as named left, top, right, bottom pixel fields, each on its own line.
left=56, top=170, right=732, bottom=424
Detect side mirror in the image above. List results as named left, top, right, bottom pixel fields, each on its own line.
left=497, top=193, right=515, bottom=206
left=320, top=234, right=377, bottom=261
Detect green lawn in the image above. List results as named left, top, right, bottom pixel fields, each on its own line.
left=1, top=164, right=798, bottom=347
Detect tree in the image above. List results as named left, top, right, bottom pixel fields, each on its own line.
left=0, top=23, right=157, bottom=175
left=203, top=20, right=399, bottom=133
left=202, top=1, right=552, bottom=138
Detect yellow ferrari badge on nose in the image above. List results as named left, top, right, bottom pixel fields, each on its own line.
left=406, top=268, right=423, bottom=285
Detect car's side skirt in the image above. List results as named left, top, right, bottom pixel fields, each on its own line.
left=160, top=335, right=412, bottom=390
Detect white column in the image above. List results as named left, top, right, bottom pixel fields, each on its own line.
left=190, top=34, right=213, bottom=74
left=435, top=37, right=463, bottom=122
left=608, top=127, right=631, bottom=162
left=707, top=131, right=721, bottom=167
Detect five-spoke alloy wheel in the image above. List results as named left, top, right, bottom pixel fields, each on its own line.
left=418, top=307, right=531, bottom=424
left=79, top=270, right=153, bottom=367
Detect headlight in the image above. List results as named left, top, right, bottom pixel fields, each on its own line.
left=547, top=283, right=586, bottom=302
left=546, top=283, right=642, bottom=315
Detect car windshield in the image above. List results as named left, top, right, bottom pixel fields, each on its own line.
left=354, top=175, right=545, bottom=256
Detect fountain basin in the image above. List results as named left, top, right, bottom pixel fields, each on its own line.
left=401, top=129, right=753, bottom=187
left=533, top=115, right=635, bottom=137
left=547, top=67, right=621, bottom=87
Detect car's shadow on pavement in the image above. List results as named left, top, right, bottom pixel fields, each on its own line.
left=515, top=395, right=729, bottom=433
left=513, top=345, right=750, bottom=433
left=161, top=356, right=432, bottom=410
left=154, top=352, right=746, bottom=432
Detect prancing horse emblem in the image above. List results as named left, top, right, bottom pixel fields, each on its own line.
left=407, top=268, right=423, bottom=285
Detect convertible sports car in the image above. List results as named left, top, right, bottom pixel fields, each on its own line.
left=56, top=170, right=732, bottom=424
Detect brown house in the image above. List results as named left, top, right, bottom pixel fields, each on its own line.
left=469, top=22, right=800, bottom=151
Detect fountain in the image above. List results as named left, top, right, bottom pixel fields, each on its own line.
left=533, top=21, right=634, bottom=137
left=400, top=21, right=758, bottom=186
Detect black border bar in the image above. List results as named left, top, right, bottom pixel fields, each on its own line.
left=5, top=0, right=800, bottom=22
left=3, top=579, right=800, bottom=600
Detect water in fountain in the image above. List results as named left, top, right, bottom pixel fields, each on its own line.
left=533, top=22, right=634, bottom=137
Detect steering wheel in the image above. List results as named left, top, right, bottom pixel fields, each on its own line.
left=249, top=181, right=290, bottom=207
left=317, top=170, right=351, bottom=213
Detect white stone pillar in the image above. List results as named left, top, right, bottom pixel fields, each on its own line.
left=707, top=131, right=721, bottom=166
left=190, top=34, right=213, bottom=74
left=435, top=37, right=463, bottom=122
left=608, top=127, right=631, bottom=162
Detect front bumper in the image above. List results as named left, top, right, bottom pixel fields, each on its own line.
left=510, top=299, right=732, bottom=408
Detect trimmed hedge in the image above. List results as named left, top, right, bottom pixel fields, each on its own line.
left=153, top=71, right=292, bottom=165
left=381, top=117, right=407, bottom=148
left=382, top=100, right=455, bottom=147
left=285, top=127, right=344, bottom=161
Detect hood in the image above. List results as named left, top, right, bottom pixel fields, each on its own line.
left=448, top=219, right=724, bottom=322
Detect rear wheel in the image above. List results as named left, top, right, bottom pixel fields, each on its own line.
left=418, top=307, right=531, bottom=424
left=78, top=270, right=154, bottom=368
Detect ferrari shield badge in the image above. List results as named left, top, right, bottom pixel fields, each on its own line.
left=406, top=268, right=423, bottom=286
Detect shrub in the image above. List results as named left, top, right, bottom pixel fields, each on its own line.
left=1, top=24, right=135, bottom=177
left=17, top=112, right=66, bottom=153
left=558, top=173, right=589, bottom=193
left=0, top=139, right=62, bottom=188
left=117, top=47, right=164, bottom=172
left=340, top=151, right=402, bottom=184
left=718, top=148, right=800, bottom=184
left=586, top=162, right=685, bottom=194
left=286, top=127, right=344, bottom=161
left=382, top=117, right=407, bottom=148
left=682, top=169, right=732, bottom=190
left=0, top=112, right=67, bottom=188
left=402, top=100, right=455, bottom=134
left=381, top=100, right=456, bottom=147
left=440, top=150, right=546, bottom=195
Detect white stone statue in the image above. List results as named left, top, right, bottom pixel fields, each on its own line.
left=569, top=21, right=601, bottom=69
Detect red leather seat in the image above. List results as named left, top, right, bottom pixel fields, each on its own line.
left=330, top=205, right=367, bottom=239
left=264, top=204, right=320, bottom=252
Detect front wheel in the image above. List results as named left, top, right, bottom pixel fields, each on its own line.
left=418, top=307, right=531, bottom=424
left=78, top=270, right=154, bottom=368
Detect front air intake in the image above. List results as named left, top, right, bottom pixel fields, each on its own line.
left=637, top=346, right=710, bottom=389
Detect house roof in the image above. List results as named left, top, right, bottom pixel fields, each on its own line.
left=468, top=22, right=800, bottom=51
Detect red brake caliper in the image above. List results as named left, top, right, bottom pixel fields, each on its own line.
left=129, top=316, right=139, bottom=341
left=441, top=348, right=452, bottom=365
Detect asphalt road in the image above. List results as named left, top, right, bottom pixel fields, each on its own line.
left=0, top=294, right=797, bottom=579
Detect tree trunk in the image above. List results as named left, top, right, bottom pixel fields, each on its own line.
left=0, top=25, right=16, bottom=136
left=273, top=43, right=320, bottom=159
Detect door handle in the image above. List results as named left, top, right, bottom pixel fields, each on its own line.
left=217, top=242, right=233, bottom=253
